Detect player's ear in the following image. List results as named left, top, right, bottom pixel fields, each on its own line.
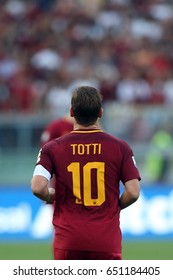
left=98, top=108, right=103, bottom=118
left=70, top=107, right=74, bottom=117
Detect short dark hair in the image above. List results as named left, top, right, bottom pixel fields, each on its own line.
left=71, top=86, right=102, bottom=126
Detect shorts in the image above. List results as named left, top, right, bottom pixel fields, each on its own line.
left=54, top=248, right=122, bottom=260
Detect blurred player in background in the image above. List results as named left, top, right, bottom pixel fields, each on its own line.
left=40, top=114, right=73, bottom=190
left=31, top=86, right=141, bottom=260
left=40, top=115, right=73, bottom=146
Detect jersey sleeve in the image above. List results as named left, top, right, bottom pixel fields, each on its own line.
left=120, top=141, right=141, bottom=184
left=35, top=143, right=55, bottom=176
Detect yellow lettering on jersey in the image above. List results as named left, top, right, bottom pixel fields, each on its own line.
left=71, top=143, right=101, bottom=155
left=71, top=144, right=77, bottom=155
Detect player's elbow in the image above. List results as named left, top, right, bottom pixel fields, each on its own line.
left=31, top=175, right=47, bottom=196
left=125, top=179, right=140, bottom=201
left=31, top=185, right=39, bottom=196
left=129, top=192, right=139, bottom=204
left=31, top=179, right=39, bottom=196
left=119, top=180, right=140, bottom=210
left=129, top=187, right=140, bottom=201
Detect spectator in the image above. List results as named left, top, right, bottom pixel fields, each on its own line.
left=0, top=0, right=173, bottom=113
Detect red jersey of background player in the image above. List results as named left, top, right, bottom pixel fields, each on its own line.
left=40, top=116, right=73, bottom=146
left=36, top=129, right=141, bottom=253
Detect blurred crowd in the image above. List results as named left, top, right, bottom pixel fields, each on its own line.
left=0, top=0, right=173, bottom=185
left=0, top=0, right=173, bottom=114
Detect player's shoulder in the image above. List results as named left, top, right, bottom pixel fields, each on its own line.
left=102, top=132, right=131, bottom=149
left=43, top=132, right=70, bottom=147
left=41, top=138, right=58, bottom=152
left=101, top=131, right=126, bottom=143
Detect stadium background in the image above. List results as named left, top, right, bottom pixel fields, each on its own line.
left=0, top=0, right=173, bottom=259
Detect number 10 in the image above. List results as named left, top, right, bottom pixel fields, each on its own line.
left=67, top=162, right=105, bottom=206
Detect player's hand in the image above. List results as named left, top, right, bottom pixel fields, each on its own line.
left=46, top=187, right=55, bottom=204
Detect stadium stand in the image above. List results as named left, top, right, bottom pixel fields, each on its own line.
left=0, top=0, right=173, bottom=185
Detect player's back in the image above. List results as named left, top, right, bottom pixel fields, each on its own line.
left=45, top=129, right=138, bottom=252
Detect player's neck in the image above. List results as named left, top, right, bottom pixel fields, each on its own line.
left=73, top=120, right=101, bottom=131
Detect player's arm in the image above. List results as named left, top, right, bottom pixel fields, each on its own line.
left=32, top=145, right=55, bottom=203
left=119, top=179, right=140, bottom=210
left=31, top=174, right=55, bottom=204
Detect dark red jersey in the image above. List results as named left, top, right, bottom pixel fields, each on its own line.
left=40, top=117, right=73, bottom=146
left=36, top=129, right=141, bottom=253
